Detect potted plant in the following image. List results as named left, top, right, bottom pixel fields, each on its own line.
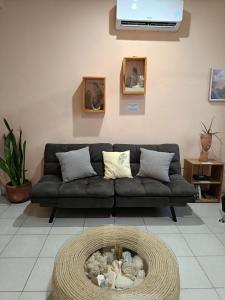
left=199, top=118, right=221, bottom=162
left=0, top=119, right=31, bottom=202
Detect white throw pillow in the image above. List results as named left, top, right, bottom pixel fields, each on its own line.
left=102, top=151, right=133, bottom=179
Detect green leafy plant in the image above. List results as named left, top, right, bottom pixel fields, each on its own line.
left=0, top=119, right=27, bottom=186
left=201, top=118, right=221, bottom=142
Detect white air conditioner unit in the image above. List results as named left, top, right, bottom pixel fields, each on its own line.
left=116, top=0, right=184, bottom=32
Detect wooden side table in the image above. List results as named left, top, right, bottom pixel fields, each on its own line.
left=183, top=159, right=224, bottom=203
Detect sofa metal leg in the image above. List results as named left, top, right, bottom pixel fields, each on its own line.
left=220, top=195, right=225, bottom=222
left=111, top=206, right=116, bottom=217
left=170, top=206, right=177, bottom=222
left=49, top=207, right=56, bottom=223
left=219, top=215, right=225, bottom=223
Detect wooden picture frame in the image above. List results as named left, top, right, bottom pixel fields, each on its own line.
left=209, top=68, right=225, bottom=102
left=122, top=57, right=147, bottom=95
left=82, top=77, right=105, bottom=113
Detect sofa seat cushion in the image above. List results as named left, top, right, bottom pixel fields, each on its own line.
left=168, top=174, right=196, bottom=196
left=57, top=197, right=114, bottom=209
left=31, top=175, right=62, bottom=198
left=115, top=177, right=171, bottom=197
left=59, top=176, right=114, bottom=198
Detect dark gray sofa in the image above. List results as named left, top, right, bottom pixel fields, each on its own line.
left=30, top=143, right=196, bottom=223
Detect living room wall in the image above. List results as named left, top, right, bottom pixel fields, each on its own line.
left=0, top=0, right=225, bottom=185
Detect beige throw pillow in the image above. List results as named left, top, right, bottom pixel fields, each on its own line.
left=102, top=151, right=132, bottom=179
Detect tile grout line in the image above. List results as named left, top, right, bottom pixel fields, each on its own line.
left=136, top=215, right=225, bottom=294
left=1, top=199, right=225, bottom=298
left=179, top=219, right=225, bottom=291
left=180, top=287, right=221, bottom=290
left=0, top=205, right=10, bottom=217
left=185, top=232, right=223, bottom=289
left=180, top=233, right=225, bottom=256
left=215, top=288, right=223, bottom=300
left=177, top=231, right=196, bottom=258
left=180, top=288, right=223, bottom=300
left=141, top=217, right=147, bottom=231
left=202, top=218, right=221, bottom=235
left=0, top=201, right=33, bottom=298
left=216, top=233, right=225, bottom=247
left=0, top=201, right=28, bottom=257
left=0, top=234, right=16, bottom=257
left=195, top=255, right=225, bottom=290
left=19, top=208, right=86, bottom=296
left=143, top=213, right=225, bottom=291
left=81, top=215, right=87, bottom=232
left=19, top=206, right=56, bottom=298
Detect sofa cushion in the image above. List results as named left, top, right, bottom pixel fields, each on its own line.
left=168, top=174, right=197, bottom=196
left=57, top=197, right=114, bottom=209
left=113, top=144, right=181, bottom=176
left=56, top=147, right=97, bottom=182
left=115, top=177, right=171, bottom=197
left=115, top=196, right=170, bottom=207
left=30, top=175, right=61, bottom=198
left=59, top=176, right=114, bottom=198
left=44, top=143, right=113, bottom=177
left=103, top=151, right=132, bottom=179
left=137, top=148, right=174, bottom=182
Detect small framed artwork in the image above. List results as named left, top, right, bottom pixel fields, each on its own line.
left=209, top=68, right=225, bottom=102
left=82, top=77, right=105, bottom=112
left=122, top=57, right=147, bottom=95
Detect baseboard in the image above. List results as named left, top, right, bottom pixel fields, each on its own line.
left=0, top=185, right=5, bottom=196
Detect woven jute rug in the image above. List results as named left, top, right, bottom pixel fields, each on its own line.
left=52, top=226, right=180, bottom=300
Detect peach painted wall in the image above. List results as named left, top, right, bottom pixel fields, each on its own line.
left=0, top=0, right=225, bottom=185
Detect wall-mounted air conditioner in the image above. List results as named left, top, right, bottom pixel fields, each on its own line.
left=116, top=0, right=184, bottom=32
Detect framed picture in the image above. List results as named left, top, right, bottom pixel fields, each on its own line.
left=209, top=68, right=225, bottom=102
left=122, top=57, right=147, bottom=95
left=82, top=77, right=105, bottom=112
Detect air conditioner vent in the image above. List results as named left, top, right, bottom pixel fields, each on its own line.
left=121, top=21, right=177, bottom=27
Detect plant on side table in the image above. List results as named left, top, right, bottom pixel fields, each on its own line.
left=199, top=118, right=221, bottom=162
left=0, top=118, right=31, bottom=203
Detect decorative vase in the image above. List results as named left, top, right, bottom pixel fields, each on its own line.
left=199, top=133, right=212, bottom=162
left=6, top=181, right=32, bottom=203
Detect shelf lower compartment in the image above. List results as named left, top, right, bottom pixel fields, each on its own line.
left=192, top=180, right=221, bottom=185
left=194, top=184, right=221, bottom=203
left=196, top=198, right=219, bottom=203
left=184, top=159, right=224, bottom=204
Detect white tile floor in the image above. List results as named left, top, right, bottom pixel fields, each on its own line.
left=0, top=196, right=225, bottom=299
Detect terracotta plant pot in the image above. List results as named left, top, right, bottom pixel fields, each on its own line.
left=199, top=133, right=212, bottom=162
left=6, top=181, right=32, bottom=203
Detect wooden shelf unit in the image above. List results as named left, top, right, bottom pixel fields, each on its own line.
left=122, top=57, right=147, bottom=95
left=82, top=77, right=105, bottom=113
left=183, top=159, right=224, bottom=203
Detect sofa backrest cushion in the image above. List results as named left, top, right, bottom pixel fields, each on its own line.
left=44, top=143, right=113, bottom=177
left=113, top=144, right=181, bottom=176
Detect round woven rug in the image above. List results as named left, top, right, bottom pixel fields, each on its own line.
left=52, top=226, right=180, bottom=300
